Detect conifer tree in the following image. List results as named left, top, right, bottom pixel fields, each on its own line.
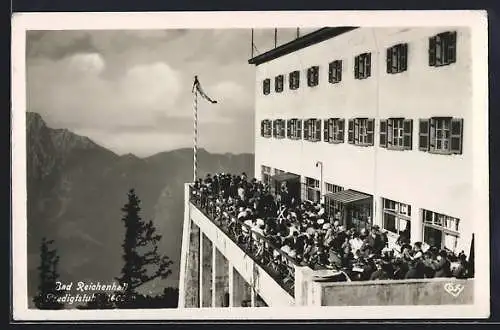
left=33, top=238, right=65, bottom=309
left=115, top=189, right=173, bottom=308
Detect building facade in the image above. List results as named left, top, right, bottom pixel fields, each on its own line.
left=251, top=27, right=473, bottom=254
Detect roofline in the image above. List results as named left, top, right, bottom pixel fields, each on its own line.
left=248, top=27, right=359, bottom=66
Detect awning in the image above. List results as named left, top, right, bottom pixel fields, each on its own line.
left=324, top=189, right=372, bottom=204
left=271, top=172, right=300, bottom=182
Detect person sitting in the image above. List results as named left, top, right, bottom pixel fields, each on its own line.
left=433, top=250, right=452, bottom=278
left=370, top=260, right=391, bottom=281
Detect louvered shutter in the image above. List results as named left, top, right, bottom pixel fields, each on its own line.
left=366, top=53, right=372, bottom=78
left=289, top=72, right=294, bottom=90
left=273, top=120, right=277, bottom=137
left=354, top=56, right=359, bottom=79
left=429, top=36, right=437, bottom=66
left=280, top=120, right=286, bottom=138
left=401, top=43, right=408, bottom=72
left=307, top=68, right=312, bottom=87
left=419, top=119, right=430, bottom=151
left=447, top=31, right=457, bottom=64
left=304, top=119, right=310, bottom=141
left=337, top=60, right=343, bottom=82
left=367, top=118, right=375, bottom=146
left=354, top=120, right=360, bottom=144
left=323, top=119, right=329, bottom=142
left=287, top=120, right=292, bottom=138
left=380, top=120, right=387, bottom=147
left=429, top=119, right=436, bottom=151
left=315, top=119, right=321, bottom=141
left=338, top=119, right=345, bottom=143
left=387, top=119, right=394, bottom=148
left=450, top=118, right=463, bottom=154
left=348, top=119, right=354, bottom=144
left=297, top=119, right=302, bottom=139
left=260, top=121, right=265, bottom=137
left=403, top=119, right=413, bottom=150
left=386, top=48, right=393, bottom=74
left=328, top=62, right=334, bottom=83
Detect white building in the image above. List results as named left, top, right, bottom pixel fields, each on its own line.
left=250, top=27, right=473, bottom=255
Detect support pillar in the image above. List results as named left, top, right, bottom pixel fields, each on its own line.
left=411, top=206, right=424, bottom=245
left=184, top=221, right=200, bottom=308
left=232, top=268, right=252, bottom=307
left=213, top=246, right=229, bottom=307
left=228, top=262, right=234, bottom=307
left=201, top=233, right=213, bottom=307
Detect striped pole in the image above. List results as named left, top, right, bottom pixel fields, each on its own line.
left=193, top=89, right=198, bottom=183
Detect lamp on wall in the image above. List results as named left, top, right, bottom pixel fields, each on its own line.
left=315, top=161, right=323, bottom=203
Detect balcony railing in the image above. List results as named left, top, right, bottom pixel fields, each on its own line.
left=189, top=185, right=297, bottom=297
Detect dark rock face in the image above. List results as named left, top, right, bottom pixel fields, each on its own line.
left=26, top=112, right=254, bottom=303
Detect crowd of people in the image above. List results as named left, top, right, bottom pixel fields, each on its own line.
left=190, top=172, right=474, bottom=291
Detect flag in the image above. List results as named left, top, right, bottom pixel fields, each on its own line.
left=192, top=76, right=218, bottom=104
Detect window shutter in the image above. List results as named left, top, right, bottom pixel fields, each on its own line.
left=354, top=56, right=359, bottom=79
left=429, top=36, right=437, bottom=67
left=307, top=68, right=312, bottom=87
left=429, top=119, right=436, bottom=151
left=379, top=120, right=387, bottom=147
left=314, top=66, right=319, bottom=86
left=387, top=119, right=393, bottom=148
left=401, top=43, right=408, bottom=72
left=354, top=119, right=360, bottom=144
left=447, top=31, right=457, bottom=64
left=366, top=53, right=372, bottom=78
left=289, top=72, right=294, bottom=90
left=337, top=60, right=343, bottom=82
left=295, top=71, right=300, bottom=89
left=348, top=119, right=354, bottom=144
left=272, top=120, right=277, bottom=137
left=386, top=48, right=393, bottom=74
left=304, top=119, right=310, bottom=141
left=280, top=120, right=285, bottom=138
left=367, top=118, right=375, bottom=145
left=403, top=119, right=413, bottom=150
left=323, top=119, right=329, bottom=142
left=287, top=120, right=291, bottom=138
left=450, top=118, right=463, bottom=154
left=297, top=119, right=302, bottom=139
left=328, top=62, right=334, bottom=83
left=418, top=119, right=430, bottom=151
left=338, top=119, right=345, bottom=142
left=315, top=119, right=321, bottom=141
left=260, top=121, right=265, bottom=137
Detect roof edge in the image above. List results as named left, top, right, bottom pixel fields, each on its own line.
left=248, top=27, right=358, bottom=66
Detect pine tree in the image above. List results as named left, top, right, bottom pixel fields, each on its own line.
left=33, top=238, right=65, bottom=309
left=115, top=189, right=173, bottom=308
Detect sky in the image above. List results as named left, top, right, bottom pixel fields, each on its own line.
left=26, top=28, right=315, bottom=157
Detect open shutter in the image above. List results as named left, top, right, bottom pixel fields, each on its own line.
left=348, top=119, right=354, bottom=144
left=429, top=119, right=436, bottom=151
left=295, top=71, right=300, bottom=89
left=272, top=120, right=277, bottom=138
left=379, top=120, right=387, bottom=147
left=323, top=119, right=329, bottom=142
left=314, top=66, right=319, bottom=86
left=279, top=120, right=285, bottom=138
left=366, top=53, right=372, bottom=78
left=338, top=119, right=345, bottom=143
left=354, top=119, right=360, bottom=144
left=354, top=56, right=359, bottom=79
left=304, top=119, right=310, bottom=141
left=387, top=119, right=394, bottom=148
left=401, top=43, right=408, bottom=72
left=447, top=31, right=457, bottom=64
left=450, top=118, right=463, bottom=154
left=260, top=121, right=265, bottom=137
left=367, top=119, right=375, bottom=146
left=307, top=68, right=312, bottom=87
left=289, top=72, right=294, bottom=90
left=418, top=119, right=430, bottom=151
left=429, top=36, right=437, bottom=67
left=328, top=62, right=334, bottom=83
left=315, top=119, right=322, bottom=141
left=297, top=119, right=302, bottom=139
left=403, top=119, right=413, bottom=150
left=287, top=120, right=292, bottom=138
left=386, top=48, right=392, bottom=74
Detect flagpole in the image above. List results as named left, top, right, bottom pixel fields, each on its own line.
left=193, top=89, right=198, bottom=183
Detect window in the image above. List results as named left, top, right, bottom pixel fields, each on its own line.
left=287, top=118, right=302, bottom=140
left=380, top=118, right=413, bottom=150
left=261, top=165, right=272, bottom=186
left=289, top=70, right=300, bottom=90
left=305, top=177, right=320, bottom=203
left=382, top=198, right=412, bottom=239
left=423, top=209, right=460, bottom=251
left=347, top=118, right=374, bottom=146
left=354, top=53, right=372, bottom=79
left=325, top=183, right=343, bottom=194
left=304, top=118, right=322, bottom=142
left=263, top=78, right=271, bottom=95
left=429, top=31, right=457, bottom=67
left=323, top=118, right=345, bottom=143
left=307, top=66, right=319, bottom=87
left=328, top=60, right=342, bottom=84
left=387, top=43, right=408, bottom=74
left=275, top=75, right=284, bottom=93
left=272, top=119, right=286, bottom=139
left=274, top=169, right=285, bottom=176
left=260, top=120, right=272, bottom=138
left=419, top=117, right=463, bottom=154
